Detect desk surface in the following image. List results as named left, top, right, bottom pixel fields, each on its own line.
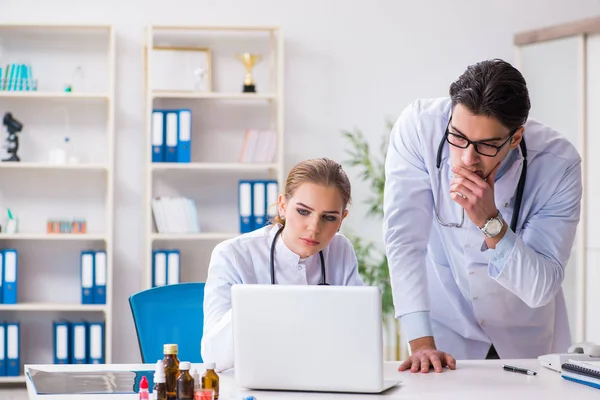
left=25, top=359, right=599, bottom=399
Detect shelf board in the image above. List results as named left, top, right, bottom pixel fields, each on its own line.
left=152, top=233, right=237, bottom=241
left=152, top=91, right=275, bottom=100
left=0, top=375, right=25, bottom=383
left=152, top=162, right=278, bottom=171
left=0, top=162, right=107, bottom=171
left=0, top=233, right=106, bottom=241
left=0, top=91, right=109, bottom=100
left=152, top=25, right=279, bottom=32
left=0, top=23, right=111, bottom=30
left=0, top=303, right=107, bottom=312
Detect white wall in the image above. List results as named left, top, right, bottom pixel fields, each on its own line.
left=2, top=0, right=600, bottom=363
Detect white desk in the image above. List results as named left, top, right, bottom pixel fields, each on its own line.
left=25, top=359, right=599, bottom=399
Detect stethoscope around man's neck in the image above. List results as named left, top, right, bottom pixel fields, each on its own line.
left=270, top=225, right=328, bottom=285
left=435, top=128, right=528, bottom=232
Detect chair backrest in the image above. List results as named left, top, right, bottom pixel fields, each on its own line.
left=129, top=282, right=205, bottom=363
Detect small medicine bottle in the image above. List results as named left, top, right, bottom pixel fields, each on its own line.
left=163, top=344, right=180, bottom=400
left=139, top=376, right=150, bottom=400
left=153, top=360, right=167, bottom=400
left=190, top=368, right=201, bottom=400
left=201, top=362, right=219, bottom=400
left=176, top=361, right=195, bottom=400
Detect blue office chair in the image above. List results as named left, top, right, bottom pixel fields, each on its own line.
left=129, top=282, right=205, bottom=364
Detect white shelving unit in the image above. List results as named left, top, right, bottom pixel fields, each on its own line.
left=0, top=303, right=108, bottom=312
left=0, top=23, right=115, bottom=380
left=152, top=91, right=276, bottom=100
left=151, top=162, right=278, bottom=171
left=0, top=92, right=109, bottom=100
left=0, top=162, right=108, bottom=170
left=0, top=376, right=25, bottom=384
left=143, top=25, right=284, bottom=288
left=0, top=233, right=107, bottom=241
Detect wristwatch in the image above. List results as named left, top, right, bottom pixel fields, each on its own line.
left=480, top=211, right=504, bottom=237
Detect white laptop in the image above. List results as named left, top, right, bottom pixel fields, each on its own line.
left=231, top=284, right=401, bottom=393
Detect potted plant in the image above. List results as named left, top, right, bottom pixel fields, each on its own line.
left=342, top=122, right=405, bottom=360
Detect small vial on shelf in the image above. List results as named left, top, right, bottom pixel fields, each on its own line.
left=176, top=361, right=194, bottom=400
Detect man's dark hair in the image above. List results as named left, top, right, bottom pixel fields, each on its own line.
left=449, top=59, right=531, bottom=131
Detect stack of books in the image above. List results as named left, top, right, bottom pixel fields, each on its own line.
left=239, top=129, right=277, bottom=163
left=151, top=197, right=200, bottom=234
left=561, top=359, right=600, bottom=389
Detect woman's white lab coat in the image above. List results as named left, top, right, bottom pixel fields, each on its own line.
left=201, top=224, right=364, bottom=371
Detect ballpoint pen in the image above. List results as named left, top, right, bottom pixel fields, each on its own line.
left=503, top=364, right=537, bottom=376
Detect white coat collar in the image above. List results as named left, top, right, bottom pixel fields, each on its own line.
left=269, top=223, right=310, bottom=265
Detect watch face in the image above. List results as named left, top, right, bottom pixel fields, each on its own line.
left=487, top=219, right=502, bottom=235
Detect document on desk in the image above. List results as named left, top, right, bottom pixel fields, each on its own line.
left=561, top=360, right=600, bottom=389
left=27, top=369, right=154, bottom=394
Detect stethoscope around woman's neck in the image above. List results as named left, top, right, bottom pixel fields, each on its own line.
left=270, top=225, right=328, bottom=285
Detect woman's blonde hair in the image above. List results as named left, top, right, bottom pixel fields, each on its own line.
left=270, top=158, right=351, bottom=226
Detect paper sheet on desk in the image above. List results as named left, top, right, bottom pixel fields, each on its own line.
left=27, top=368, right=155, bottom=394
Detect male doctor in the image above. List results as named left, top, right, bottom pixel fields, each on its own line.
left=383, top=59, right=582, bottom=373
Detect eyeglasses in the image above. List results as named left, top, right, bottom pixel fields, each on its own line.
left=435, top=120, right=519, bottom=228
left=445, top=124, right=518, bottom=157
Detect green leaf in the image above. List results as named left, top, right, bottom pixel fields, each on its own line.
left=342, top=121, right=395, bottom=321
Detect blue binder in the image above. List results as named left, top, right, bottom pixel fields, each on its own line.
left=80, top=251, right=95, bottom=304
left=53, top=321, right=71, bottom=364
left=10, top=64, right=20, bottom=91
left=93, top=251, right=107, bottom=305
left=152, top=250, right=167, bottom=287
left=252, top=181, right=267, bottom=230
left=239, top=180, right=253, bottom=233
left=0, top=322, right=5, bottom=376
left=164, top=111, right=178, bottom=162
left=6, top=322, right=19, bottom=376
left=71, top=321, right=88, bottom=364
left=0, top=250, right=4, bottom=303
left=266, top=180, right=279, bottom=223
left=151, top=110, right=165, bottom=162
left=166, top=250, right=180, bottom=285
left=7, top=63, right=16, bottom=91
left=17, top=64, right=25, bottom=91
left=2, top=249, right=17, bottom=304
left=87, top=321, right=105, bottom=364
left=177, top=109, right=192, bottom=163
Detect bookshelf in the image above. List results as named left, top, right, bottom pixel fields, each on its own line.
left=0, top=92, right=109, bottom=100
left=143, top=25, right=284, bottom=288
left=0, top=23, right=115, bottom=380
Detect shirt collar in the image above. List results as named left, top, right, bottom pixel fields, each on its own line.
left=270, top=223, right=304, bottom=265
left=495, top=147, right=518, bottom=181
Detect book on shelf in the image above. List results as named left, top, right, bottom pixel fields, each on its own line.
left=239, top=129, right=276, bottom=163
left=152, top=197, right=200, bottom=234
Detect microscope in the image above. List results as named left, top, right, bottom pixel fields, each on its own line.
left=2, top=112, right=23, bottom=162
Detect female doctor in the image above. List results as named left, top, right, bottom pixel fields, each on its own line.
left=201, top=158, right=364, bottom=371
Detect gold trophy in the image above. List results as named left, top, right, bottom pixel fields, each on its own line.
left=235, top=53, right=263, bottom=93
